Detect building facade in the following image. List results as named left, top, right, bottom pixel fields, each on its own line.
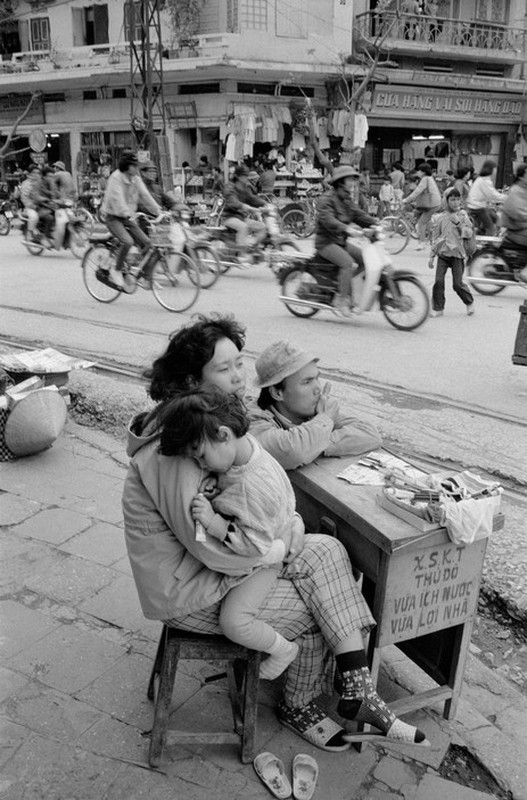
left=352, top=0, right=527, bottom=187
left=0, top=0, right=354, bottom=192
left=0, top=0, right=526, bottom=194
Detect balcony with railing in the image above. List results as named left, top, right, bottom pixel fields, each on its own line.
left=355, top=10, right=527, bottom=63
left=0, top=32, right=236, bottom=79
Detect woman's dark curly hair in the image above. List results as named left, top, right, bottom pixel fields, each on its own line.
left=144, top=313, right=246, bottom=403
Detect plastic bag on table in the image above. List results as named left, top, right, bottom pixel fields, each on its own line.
left=439, top=494, right=500, bottom=546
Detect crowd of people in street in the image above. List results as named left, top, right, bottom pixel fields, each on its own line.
left=7, top=140, right=527, bottom=314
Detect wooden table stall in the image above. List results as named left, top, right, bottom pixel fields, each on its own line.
left=290, top=455, right=488, bottom=720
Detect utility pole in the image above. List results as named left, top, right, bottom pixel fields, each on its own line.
left=129, top=0, right=172, bottom=188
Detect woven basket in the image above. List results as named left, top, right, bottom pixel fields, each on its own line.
left=149, top=224, right=173, bottom=247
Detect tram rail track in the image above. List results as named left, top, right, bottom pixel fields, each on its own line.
left=1, top=331, right=526, bottom=431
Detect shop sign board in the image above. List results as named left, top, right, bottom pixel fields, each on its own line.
left=30, top=152, right=48, bottom=167
left=378, top=538, right=486, bottom=647
left=370, top=85, right=524, bottom=124
left=0, top=94, right=45, bottom=125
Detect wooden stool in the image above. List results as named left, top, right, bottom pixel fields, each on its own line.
left=147, top=625, right=261, bottom=766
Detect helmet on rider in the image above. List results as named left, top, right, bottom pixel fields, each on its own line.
left=328, top=165, right=360, bottom=186
left=233, top=165, right=250, bottom=182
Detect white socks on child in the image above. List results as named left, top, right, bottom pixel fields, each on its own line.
left=259, top=633, right=299, bottom=680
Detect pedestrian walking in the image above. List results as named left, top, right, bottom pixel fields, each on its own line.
left=428, top=187, right=475, bottom=317
left=402, top=163, right=441, bottom=250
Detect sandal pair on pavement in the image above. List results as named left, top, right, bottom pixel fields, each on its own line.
left=278, top=699, right=430, bottom=751
left=253, top=752, right=319, bottom=800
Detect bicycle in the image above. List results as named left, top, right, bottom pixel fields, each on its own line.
left=138, top=210, right=221, bottom=289
left=279, top=187, right=320, bottom=238
left=81, top=221, right=201, bottom=312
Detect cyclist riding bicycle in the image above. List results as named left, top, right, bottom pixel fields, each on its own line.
left=315, top=165, right=378, bottom=316
left=100, top=150, right=162, bottom=292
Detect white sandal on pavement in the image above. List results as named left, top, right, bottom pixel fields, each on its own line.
left=253, top=752, right=292, bottom=799
left=292, top=753, right=319, bottom=800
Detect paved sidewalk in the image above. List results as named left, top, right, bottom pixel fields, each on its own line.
left=1, top=421, right=527, bottom=800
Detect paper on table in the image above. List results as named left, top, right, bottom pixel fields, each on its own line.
left=337, top=450, right=428, bottom=486
left=337, top=464, right=386, bottom=485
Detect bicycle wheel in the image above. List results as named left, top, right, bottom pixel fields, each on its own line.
left=380, top=216, right=410, bottom=255
left=0, top=214, right=11, bottom=236
left=82, top=244, right=121, bottom=303
left=467, top=251, right=506, bottom=295
left=380, top=275, right=429, bottom=330
left=281, top=207, right=312, bottom=238
left=152, top=252, right=201, bottom=312
left=188, top=244, right=221, bottom=288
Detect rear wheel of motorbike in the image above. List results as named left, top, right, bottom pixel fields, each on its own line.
left=0, top=213, right=11, bottom=236
left=24, top=236, right=44, bottom=256
left=380, top=275, right=429, bottom=331
left=82, top=244, right=121, bottom=303
left=188, top=244, right=221, bottom=288
left=467, top=251, right=506, bottom=295
left=280, top=267, right=320, bottom=317
left=379, top=216, right=410, bottom=255
left=151, top=252, right=201, bottom=312
left=281, top=207, right=313, bottom=238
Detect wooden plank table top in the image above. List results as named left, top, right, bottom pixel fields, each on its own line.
left=292, top=454, right=448, bottom=556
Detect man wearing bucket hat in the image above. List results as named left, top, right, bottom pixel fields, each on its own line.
left=53, top=160, right=76, bottom=203
left=247, top=340, right=381, bottom=471
left=315, top=165, right=378, bottom=316
left=139, top=160, right=179, bottom=211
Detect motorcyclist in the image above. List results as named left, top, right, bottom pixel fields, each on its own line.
left=100, top=150, right=162, bottom=292
left=53, top=161, right=76, bottom=203
left=52, top=161, right=77, bottom=247
left=23, top=165, right=56, bottom=244
left=315, top=165, right=378, bottom=316
left=466, top=160, right=504, bottom=235
left=223, top=164, right=268, bottom=261
left=19, top=165, right=42, bottom=241
left=500, top=163, right=527, bottom=282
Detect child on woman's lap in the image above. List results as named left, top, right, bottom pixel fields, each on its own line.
left=159, top=387, right=299, bottom=680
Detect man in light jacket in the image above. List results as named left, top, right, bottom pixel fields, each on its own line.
left=101, top=150, right=162, bottom=291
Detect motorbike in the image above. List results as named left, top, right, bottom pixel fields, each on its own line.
left=466, top=234, right=527, bottom=295
left=0, top=199, right=15, bottom=235
left=278, top=227, right=430, bottom=331
left=21, top=200, right=90, bottom=259
left=199, top=202, right=301, bottom=274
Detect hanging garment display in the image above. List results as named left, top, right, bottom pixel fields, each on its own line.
left=354, top=113, right=369, bottom=148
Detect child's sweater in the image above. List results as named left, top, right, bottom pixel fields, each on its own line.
left=430, top=208, right=473, bottom=258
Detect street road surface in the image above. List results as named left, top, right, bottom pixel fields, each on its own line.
left=1, top=230, right=526, bottom=420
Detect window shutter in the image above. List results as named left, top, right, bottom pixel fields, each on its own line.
left=93, top=4, right=109, bottom=44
